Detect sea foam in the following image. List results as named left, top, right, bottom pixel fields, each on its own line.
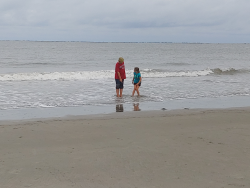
left=0, top=69, right=216, bottom=81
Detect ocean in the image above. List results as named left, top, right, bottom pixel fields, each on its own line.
left=1, top=41, right=250, bottom=120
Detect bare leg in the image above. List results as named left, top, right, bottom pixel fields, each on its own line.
left=120, top=89, right=123, bottom=97
left=132, top=85, right=136, bottom=96
left=132, top=89, right=135, bottom=96
left=116, top=89, right=119, bottom=97
left=136, top=85, right=140, bottom=96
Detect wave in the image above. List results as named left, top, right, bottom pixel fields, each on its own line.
left=140, top=69, right=213, bottom=77
left=0, top=71, right=114, bottom=81
left=165, top=62, right=190, bottom=66
left=211, top=68, right=250, bottom=75
left=0, top=68, right=248, bottom=81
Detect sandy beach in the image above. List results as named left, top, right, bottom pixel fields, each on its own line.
left=0, top=108, right=250, bottom=188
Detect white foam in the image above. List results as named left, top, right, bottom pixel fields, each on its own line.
left=140, top=69, right=213, bottom=77
left=0, top=69, right=214, bottom=81
left=0, top=70, right=115, bottom=81
left=38, top=104, right=55, bottom=108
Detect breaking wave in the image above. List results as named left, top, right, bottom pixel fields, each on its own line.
left=0, top=68, right=248, bottom=81
left=211, top=68, right=249, bottom=75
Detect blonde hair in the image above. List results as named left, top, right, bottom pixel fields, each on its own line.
left=118, top=57, right=124, bottom=63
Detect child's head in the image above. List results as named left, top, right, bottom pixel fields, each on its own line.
left=118, top=57, right=124, bottom=63
left=134, top=67, right=140, bottom=73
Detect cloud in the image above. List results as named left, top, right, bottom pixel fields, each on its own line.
left=0, top=0, right=250, bottom=42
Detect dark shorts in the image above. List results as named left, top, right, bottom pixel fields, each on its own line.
left=116, top=79, right=124, bottom=89
left=134, top=82, right=141, bottom=86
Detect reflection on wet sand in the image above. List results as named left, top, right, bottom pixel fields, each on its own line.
left=133, top=103, right=141, bottom=111
left=116, top=104, right=124, bottom=112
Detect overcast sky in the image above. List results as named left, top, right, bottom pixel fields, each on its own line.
left=0, top=0, right=249, bottom=43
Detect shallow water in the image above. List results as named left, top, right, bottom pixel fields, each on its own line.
left=0, top=41, right=250, bottom=120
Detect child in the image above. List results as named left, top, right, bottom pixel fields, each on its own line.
left=115, top=57, right=126, bottom=97
left=132, top=67, right=141, bottom=96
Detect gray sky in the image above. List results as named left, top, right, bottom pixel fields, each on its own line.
left=0, top=0, right=249, bottom=43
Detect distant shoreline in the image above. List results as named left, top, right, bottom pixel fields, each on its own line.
left=1, top=40, right=249, bottom=44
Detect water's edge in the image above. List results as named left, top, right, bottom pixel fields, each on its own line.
left=1, top=95, right=250, bottom=121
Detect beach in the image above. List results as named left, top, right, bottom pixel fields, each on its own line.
left=1, top=108, right=250, bottom=188
left=1, top=40, right=250, bottom=188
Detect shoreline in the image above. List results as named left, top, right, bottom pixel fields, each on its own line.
left=1, top=105, right=250, bottom=125
left=1, top=95, right=250, bottom=122
left=1, top=107, right=250, bottom=187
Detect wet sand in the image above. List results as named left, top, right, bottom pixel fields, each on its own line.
left=1, top=108, right=250, bottom=188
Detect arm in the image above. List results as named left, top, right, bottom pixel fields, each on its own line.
left=136, top=76, right=142, bottom=85
left=136, top=74, right=142, bottom=85
left=117, top=72, right=122, bottom=82
left=115, top=63, right=122, bottom=82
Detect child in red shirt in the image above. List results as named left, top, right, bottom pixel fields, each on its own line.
left=115, top=57, right=126, bottom=97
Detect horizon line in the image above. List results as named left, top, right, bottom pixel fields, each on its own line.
left=0, top=40, right=249, bottom=44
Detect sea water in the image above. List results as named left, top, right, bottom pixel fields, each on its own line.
left=0, top=41, right=250, bottom=120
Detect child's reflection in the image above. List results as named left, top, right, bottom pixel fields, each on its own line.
left=133, top=103, right=141, bottom=111
left=116, top=104, right=124, bottom=112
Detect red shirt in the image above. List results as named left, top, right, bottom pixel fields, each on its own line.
left=115, top=62, right=126, bottom=79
